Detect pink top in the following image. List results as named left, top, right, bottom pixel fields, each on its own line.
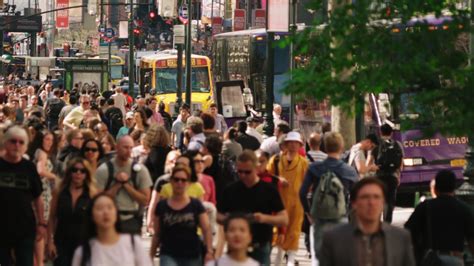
left=198, top=174, right=216, bottom=205
left=149, top=111, right=164, bottom=126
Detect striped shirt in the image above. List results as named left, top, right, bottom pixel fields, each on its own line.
left=307, top=150, right=328, bottom=162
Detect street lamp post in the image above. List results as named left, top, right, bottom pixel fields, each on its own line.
left=128, top=0, right=135, bottom=98
left=185, top=0, right=192, bottom=106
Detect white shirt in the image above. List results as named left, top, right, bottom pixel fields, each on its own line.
left=246, top=127, right=263, bottom=143
left=112, top=93, right=127, bottom=116
left=205, top=254, right=259, bottom=266
left=188, top=133, right=206, bottom=151
left=72, top=234, right=152, bottom=266
left=260, top=136, right=280, bottom=156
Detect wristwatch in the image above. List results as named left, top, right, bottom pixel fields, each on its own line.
left=38, top=222, right=48, bottom=227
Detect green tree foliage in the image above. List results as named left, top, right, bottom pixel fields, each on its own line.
left=286, top=0, right=474, bottom=136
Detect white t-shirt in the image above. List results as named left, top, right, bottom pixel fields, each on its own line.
left=112, top=93, right=127, bottom=115
left=260, top=136, right=279, bottom=156
left=71, top=234, right=152, bottom=266
left=205, top=254, right=259, bottom=266
left=246, top=127, right=263, bottom=143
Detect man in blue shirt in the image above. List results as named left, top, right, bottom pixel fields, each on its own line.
left=299, top=132, right=358, bottom=262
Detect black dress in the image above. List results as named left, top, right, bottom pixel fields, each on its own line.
left=53, top=188, right=91, bottom=266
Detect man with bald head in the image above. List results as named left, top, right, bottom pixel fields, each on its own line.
left=95, top=135, right=153, bottom=233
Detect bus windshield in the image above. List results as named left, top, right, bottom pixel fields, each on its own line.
left=110, top=65, right=123, bottom=80
left=155, top=67, right=210, bottom=94
left=252, top=42, right=290, bottom=75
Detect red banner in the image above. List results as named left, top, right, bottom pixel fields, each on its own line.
left=56, top=0, right=69, bottom=28
left=233, top=9, right=246, bottom=31
left=212, top=17, right=223, bottom=36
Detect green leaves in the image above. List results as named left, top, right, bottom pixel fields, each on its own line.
left=285, top=0, right=474, bottom=136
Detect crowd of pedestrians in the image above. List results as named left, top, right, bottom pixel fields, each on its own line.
left=0, top=78, right=474, bottom=266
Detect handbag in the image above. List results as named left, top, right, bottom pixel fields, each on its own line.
left=420, top=201, right=443, bottom=266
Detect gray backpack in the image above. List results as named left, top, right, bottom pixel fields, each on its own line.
left=310, top=165, right=346, bottom=220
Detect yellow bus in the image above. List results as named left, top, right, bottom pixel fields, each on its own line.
left=110, top=55, right=125, bottom=85
left=139, top=50, right=213, bottom=116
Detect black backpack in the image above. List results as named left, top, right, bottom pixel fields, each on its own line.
left=218, top=154, right=238, bottom=186
left=107, top=108, right=123, bottom=137
left=376, top=139, right=403, bottom=174
left=104, top=160, right=139, bottom=190
left=46, top=98, right=65, bottom=120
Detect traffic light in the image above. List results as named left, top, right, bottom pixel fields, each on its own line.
left=148, top=7, right=158, bottom=27
left=149, top=8, right=157, bottom=20
left=133, top=28, right=141, bottom=36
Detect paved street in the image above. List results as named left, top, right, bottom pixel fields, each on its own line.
left=141, top=207, right=414, bottom=265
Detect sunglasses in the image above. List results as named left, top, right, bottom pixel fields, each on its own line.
left=193, top=159, right=205, bottom=164
left=82, top=101, right=90, bottom=105
left=84, top=147, right=99, bottom=152
left=8, top=139, right=25, bottom=145
left=171, top=177, right=189, bottom=183
left=71, top=167, right=87, bottom=174
left=237, top=169, right=253, bottom=175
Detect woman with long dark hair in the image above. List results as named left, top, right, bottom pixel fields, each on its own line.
left=47, top=158, right=97, bottom=266
left=80, top=139, right=104, bottom=172
left=150, top=165, right=213, bottom=265
left=71, top=193, right=152, bottom=266
left=28, top=129, right=58, bottom=266
left=129, top=108, right=149, bottom=135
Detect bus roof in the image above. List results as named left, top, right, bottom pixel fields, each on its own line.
left=140, top=49, right=210, bottom=62
left=212, top=27, right=309, bottom=39
left=214, top=28, right=267, bottom=37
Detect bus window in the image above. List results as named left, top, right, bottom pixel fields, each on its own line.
left=110, top=65, right=123, bottom=80
left=252, top=42, right=290, bottom=75
left=274, top=45, right=290, bottom=74
left=400, top=92, right=421, bottom=120
left=155, top=67, right=211, bottom=94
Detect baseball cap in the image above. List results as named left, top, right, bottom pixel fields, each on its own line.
left=125, top=112, right=134, bottom=119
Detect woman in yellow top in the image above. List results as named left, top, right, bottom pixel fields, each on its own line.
left=159, top=153, right=205, bottom=200
left=267, top=132, right=308, bottom=266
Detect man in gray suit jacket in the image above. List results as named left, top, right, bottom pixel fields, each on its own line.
left=319, top=177, right=416, bottom=266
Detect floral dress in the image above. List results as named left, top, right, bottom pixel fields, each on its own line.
left=34, top=150, right=55, bottom=221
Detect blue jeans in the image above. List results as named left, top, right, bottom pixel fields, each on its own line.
left=249, top=242, right=271, bottom=266
left=0, top=237, right=35, bottom=266
left=160, top=254, right=202, bottom=266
